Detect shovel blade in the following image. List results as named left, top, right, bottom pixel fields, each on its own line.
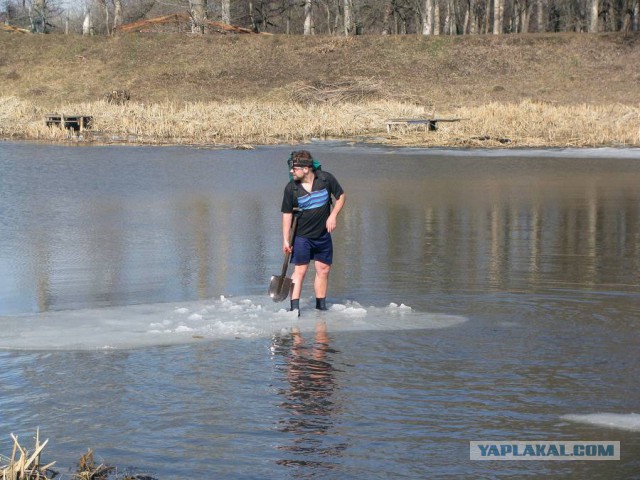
left=269, top=275, right=293, bottom=302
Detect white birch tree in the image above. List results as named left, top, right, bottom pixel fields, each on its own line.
left=589, top=0, right=599, bottom=32
left=113, top=0, right=122, bottom=29
left=422, top=0, right=434, bottom=33
left=221, top=0, right=230, bottom=24
left=82, top=7, right=93, bottom=34
left=190, top=0, right=207, bottom=33
left=536, top=0, right=545, bottom=31
left=344, top=0, right=352, bottom=34
left=493, top=0, right=503, bottom=33
left=303, top=0, right=313, bottom=34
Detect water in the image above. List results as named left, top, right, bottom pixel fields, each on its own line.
left=0, top=141, right=639, bottom=478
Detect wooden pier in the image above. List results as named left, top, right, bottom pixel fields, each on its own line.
left=385, top=118, right=462, bottom=133
left=45, top=114, right=93, bottom=131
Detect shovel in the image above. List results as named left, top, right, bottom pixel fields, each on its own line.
left=269, top=214, right=299, bottom=302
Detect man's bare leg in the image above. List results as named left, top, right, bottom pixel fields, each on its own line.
left=314, top=260, right=331, bottom=310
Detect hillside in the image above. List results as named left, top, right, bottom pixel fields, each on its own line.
left=1, top=32, right=639, bottom=107
left=0, top=32, right=639, bottom=147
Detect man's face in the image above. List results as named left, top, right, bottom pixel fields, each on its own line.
left=290, top=165, right=308, bottom=180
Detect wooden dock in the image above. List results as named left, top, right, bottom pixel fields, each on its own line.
left=45, top=114, right=93, bottom=131
left=385, top=118, right=462, bottom=133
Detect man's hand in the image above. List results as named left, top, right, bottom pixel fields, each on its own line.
left=326, top=214, right=338, bottom=233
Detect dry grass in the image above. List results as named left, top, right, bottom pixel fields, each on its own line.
left=1, top=32, right=639, bottom=147
left=1, top=96, right=638, bottom=147
left=0, top=430, right=56, bottom=480
left=290, top=78, right=383, bottom=104
left=73, top=449, right=113, bottom=480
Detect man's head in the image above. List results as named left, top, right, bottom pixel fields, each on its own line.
left=288, top=150, right=315, bottom=180
left=288, top=150, right=314, bottom=168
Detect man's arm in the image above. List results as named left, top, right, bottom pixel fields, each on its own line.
left=282, top=212, right=293, bottom=254
left=326, top=193, right=345, bottom=233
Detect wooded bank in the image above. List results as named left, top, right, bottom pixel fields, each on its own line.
left=0, top=32, right=638, bottom=147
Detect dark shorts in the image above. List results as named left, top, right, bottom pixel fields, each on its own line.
left=291, top=232, right=333, bottom=266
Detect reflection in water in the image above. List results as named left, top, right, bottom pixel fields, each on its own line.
left=271, top=322, right=346, bottom=471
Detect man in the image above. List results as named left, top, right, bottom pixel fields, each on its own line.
left=281, top=150, right=346, bottom=315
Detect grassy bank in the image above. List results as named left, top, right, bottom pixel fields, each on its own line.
left=2, top=96, right=639, bottom=147
left=1, top=32, right=639, bottom=147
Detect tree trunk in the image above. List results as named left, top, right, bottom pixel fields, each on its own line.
left=493, top=0, right=503, bottom=33
left=304, top=0, right=313, bottom=34
left=589, top=0, right=599, bottom=32
left=422, top=0, right=434, bottom=34
left=518, top=0, right=529, bottom=32
left=467, top=0, right=477, bottom=34
left=536, top=0, right=545, bottom=31
left=445, top=0, right=453, bottom=33
left=191, top=0, right=207, bottom=34
left=82, top=9, right=93, bottom=35
left=634, top=0, right=639, bottom=31
left=113, top=0, right=123, bottom=31
left=221, top=0, right=231, bottom=24
left=382, top=0, right=393, bottom=34
left=249, top=0, right=257, bottom=31
left=343, top=0, right=352, bottom=34
left=463, top=0, right=470, bottom=33
left=33, top=0, right=46, bottom=32
left=434, top=0, right=441, bottom=34
left=103, top=0, right=110, bottom=35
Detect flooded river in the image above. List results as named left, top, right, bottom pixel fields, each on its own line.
left=0, top=141, right=638, bottom=478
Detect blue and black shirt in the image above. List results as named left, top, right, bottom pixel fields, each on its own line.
left=281, top=171, right=344, bottom=240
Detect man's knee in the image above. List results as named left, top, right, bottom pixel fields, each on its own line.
left=293, top=264, right=309, bottom=280
left=315, top=262, right=331, bottom=276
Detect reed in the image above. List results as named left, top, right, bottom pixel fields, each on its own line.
left=1, top=96, right=638, bottom=147
left=0, top=430, right=56, bottom=480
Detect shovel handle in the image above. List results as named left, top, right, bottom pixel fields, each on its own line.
left=280, top=213, right=299, bottom=277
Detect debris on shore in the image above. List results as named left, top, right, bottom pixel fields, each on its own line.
left=1, top=431, right=158, bottom=480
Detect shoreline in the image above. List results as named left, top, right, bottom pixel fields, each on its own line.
left=1, top=97, right=639, bottom=149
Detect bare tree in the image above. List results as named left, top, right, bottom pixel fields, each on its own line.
left=303, top=0, right=312, bottom=33
left=422, top=0, right=434, bottom=32
left=589, top=0, right=598, bottom=31
left=190, top=0, right=207, bottom=32
left=113, top=0, right=122, bottom=28
left=536, top=0, right=545, bottom=30
left=83, top=7, right=93, bottom=34
left=344, top=0, right=352, bottom=33
left=30, top=0, right=47, bottom=31
left=221, top=0, right=230, bottom=23
left=493, top=0, right=503, bottom=32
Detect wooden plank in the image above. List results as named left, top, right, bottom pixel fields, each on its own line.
left=385, top=118, right=462, bottom=133
left=44, top=114, right=93, bottom=131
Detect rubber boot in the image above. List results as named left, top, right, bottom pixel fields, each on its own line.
left=315, top=297, right=328, bottom=311
left=290, top=299, right=300, bottom=317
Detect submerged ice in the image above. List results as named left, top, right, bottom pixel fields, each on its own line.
left=562, top=413, right=640, bottom=432
left=0, top=296, right=466, bottom=351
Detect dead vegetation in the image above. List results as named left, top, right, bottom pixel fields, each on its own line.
left=1, top=96, right=637, bottom=147
left=1, top=432, right=157, bottom=480
left=0, top=431, right=56, bottom=480
left=73, top=450, right=113, bottom=480
left=114, top=12, right=263, bottom=35
left=290, top=78, right=382, bottom=104
left=0, top=32, right=639, bottom=147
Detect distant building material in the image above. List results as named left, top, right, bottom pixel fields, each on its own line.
left=385, top=118, right=463, bottom=133
left=45, top=114, right=93, bottom=131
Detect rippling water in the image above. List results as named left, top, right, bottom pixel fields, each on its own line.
left=0, top=142, right=639, bottom=478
